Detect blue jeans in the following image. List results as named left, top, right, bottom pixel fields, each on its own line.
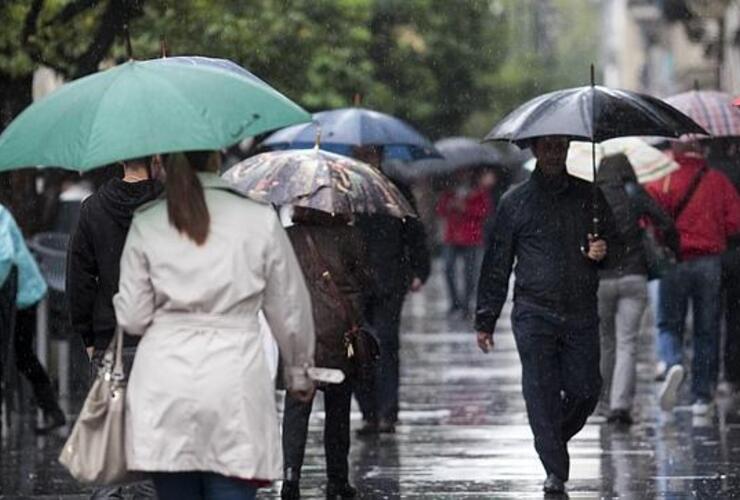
left=657, top=255, right=722, bottom=401
left=150, top=472, right=257, bottom=500
left=443, top=245, right=479, bottom=312
left=511, top=302, right=601, bottom=481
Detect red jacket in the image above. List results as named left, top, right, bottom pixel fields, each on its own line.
left=646, top=153, right=740, bottom=260
left=436, top=187, right=491, bottom=247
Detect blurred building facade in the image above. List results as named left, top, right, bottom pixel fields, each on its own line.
left=601, top=0, right=740, bottom=95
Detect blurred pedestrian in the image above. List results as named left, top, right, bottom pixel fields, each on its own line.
left=0, top=204, right=65, bottom=433
left=647, top=140, right=740, bottom=416
left=281, top=207, right=373, bottom=500
left=114, top=151, right=315, bottom=500
left=351, top=146, right=431, bottom=435
left=595, top=154, right=678, bottom=426
left=66, top=156, right=163, bottom=499
left=475, top=136, right=616, bottom=495
left=436, top=170, right=492, bottom=318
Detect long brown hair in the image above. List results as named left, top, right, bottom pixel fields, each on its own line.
left=164, top=151, right=212, bottom=245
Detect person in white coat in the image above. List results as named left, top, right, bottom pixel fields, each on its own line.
left=114, top=151, right=315, bottom=500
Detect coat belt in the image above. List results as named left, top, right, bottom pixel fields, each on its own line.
left=152, top=312, right=259, bottom=331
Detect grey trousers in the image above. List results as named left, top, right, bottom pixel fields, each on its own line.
left=598, top=275, right=648, bottom=412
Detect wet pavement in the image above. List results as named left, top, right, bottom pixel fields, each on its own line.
left=3, top=264, right=740, bottom=499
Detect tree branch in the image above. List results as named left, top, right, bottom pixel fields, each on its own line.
left=43, top=0, right=101, bottom=28
left=21, top=0, right=45, bottom=43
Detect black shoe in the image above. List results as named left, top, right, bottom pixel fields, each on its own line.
left=281, top=480, right=300, bottom=500
left=34, top=407, right=66, bottom=435
left=326, top=482, right=356, bottom=499
left=543, top=473, right=565, bottom=494
left=607, top=409, right=634, bottom=426
left=355, top=420, right=379, bottom=437
left=378, top=419, right=396, bottom=434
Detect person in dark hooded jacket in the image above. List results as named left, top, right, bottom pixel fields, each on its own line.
left=66, top=156, right=162, bottom=500
left=67, top=157, right=163, bottom=353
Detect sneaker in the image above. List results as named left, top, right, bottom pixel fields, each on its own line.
left=607, top=409, right=634, bottom=426
left=326, top=481, right=357, bottom=499
left=659, top=365, right=685, bottom=412
left=543, top=473, right=565, bottom=494
left=654, top=361, right=668, bottom=382
left=691, top=399, right=713, bottom=416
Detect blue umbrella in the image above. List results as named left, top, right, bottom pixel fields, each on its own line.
left=262, top=107, right=442, bottom=166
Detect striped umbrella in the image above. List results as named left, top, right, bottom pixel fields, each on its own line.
left=665, top=90, right=740, bottom=137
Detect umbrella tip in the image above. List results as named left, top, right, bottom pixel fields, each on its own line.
left=590, top=63, right=595, bottom=87
left=314, top=125, right=321, bottom=150
left=123, top=24, right=133, bottom=60
left=160, top=35, right=168, bottom=58
left=693, top=79, right=700, bottom=91
left=353, top=93, right=362, bottom=106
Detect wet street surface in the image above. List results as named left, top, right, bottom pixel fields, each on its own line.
left=2, top=265, right=740, bottom=499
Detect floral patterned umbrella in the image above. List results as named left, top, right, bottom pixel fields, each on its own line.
left=222, top=148, right=415, bottom=218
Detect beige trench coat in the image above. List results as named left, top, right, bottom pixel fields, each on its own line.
left=113, top=173, right=314, bottom=481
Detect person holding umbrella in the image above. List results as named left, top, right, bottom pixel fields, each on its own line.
left=477, top=74, right=706, bottom=494
left=476, top=135, right=615, bottom=494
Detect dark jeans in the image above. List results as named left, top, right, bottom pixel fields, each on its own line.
left=657, top=255, right=722, bottom=401
left=443, top=245, right=479, bottom=312
left=283, top=380, right=352, bottom=483
left=354, top=292, right=405, bottom=423
left=511, top=302, right=601, bottom=482
left=150, top=472, right=256, bottom=500
left=723, top=250, right=740, bottom=384
left=90, top=346, right=156, bottom=500
left=0, top=268, right=17, bottom=423
left=14, top=307, right=61, bottom=414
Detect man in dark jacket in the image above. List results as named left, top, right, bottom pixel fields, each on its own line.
left=66, top=156, right=162, bottom=500
left=475, top=136, right=616, bottom=495
left=351, top=146, right=431, bottom=435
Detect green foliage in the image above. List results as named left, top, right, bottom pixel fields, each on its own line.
left=1, top=0, right=602, bottom=139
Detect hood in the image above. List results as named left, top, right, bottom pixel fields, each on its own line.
left=97, top=177, right=163, bottom=228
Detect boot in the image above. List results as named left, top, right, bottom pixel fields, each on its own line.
left=326, top=481, right=356, bottom=499
left=281, top=480, right=300, bottom=500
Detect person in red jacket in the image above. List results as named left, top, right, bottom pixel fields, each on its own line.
left=646, top=141, right=740, bottom=416
left=436, top=171, right=493, bottom=317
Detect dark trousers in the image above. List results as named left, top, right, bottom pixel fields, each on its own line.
left=283, top=380, right=352, bottom=483
left=14, top=307, right=61, bottom=414
left=723, top=251, right=740, bottom=384
left=443, top=245, right=479, bottom=312
left=150, top=472, right=256, bottom=500
left=657, top=256, right=722, bottom=400
left=0, top=269, right=17, bottom=422
left=512, top=302, right=601, bottom=481
left=354, top=292, right=405, bottom=423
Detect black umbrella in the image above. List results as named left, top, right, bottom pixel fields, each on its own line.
left=484, top=67, right=709, bottom=234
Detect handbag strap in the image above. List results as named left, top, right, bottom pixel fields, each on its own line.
left=673, top=165, right=708, bottom=221
left=101, top=327, right=125, bottom=381
left=303, top=231, right=359, bottom=328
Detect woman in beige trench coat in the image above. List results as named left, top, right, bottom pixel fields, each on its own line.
left=113, top=151, right=315, bottom=500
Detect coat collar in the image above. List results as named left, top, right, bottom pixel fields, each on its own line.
left=532, top=166, right=571, bottom=194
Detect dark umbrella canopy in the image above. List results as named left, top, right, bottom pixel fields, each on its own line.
left=485, top=85, right=709, bottom=145
left=262, top=107, right=442, bottom=162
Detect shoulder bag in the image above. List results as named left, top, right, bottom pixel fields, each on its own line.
left=59, top=327, right=140, bottom=485
left=304, top=231, right=380, bottom=384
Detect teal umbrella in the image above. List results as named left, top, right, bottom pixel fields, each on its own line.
left=0, top=57, right=310, bottom=171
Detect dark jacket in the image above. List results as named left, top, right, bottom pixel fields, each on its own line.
left=475, top=167, right=618, bottom=333
left=596, top=154, right=679, bottom=279
left=287, top=224, right=374, bottom=372
left=355, top=183, right=431, bottom=298
left=66, top=178, right=163, bottom=350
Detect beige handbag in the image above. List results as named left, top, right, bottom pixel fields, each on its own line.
left=59, top=328, right=139, bottom=485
